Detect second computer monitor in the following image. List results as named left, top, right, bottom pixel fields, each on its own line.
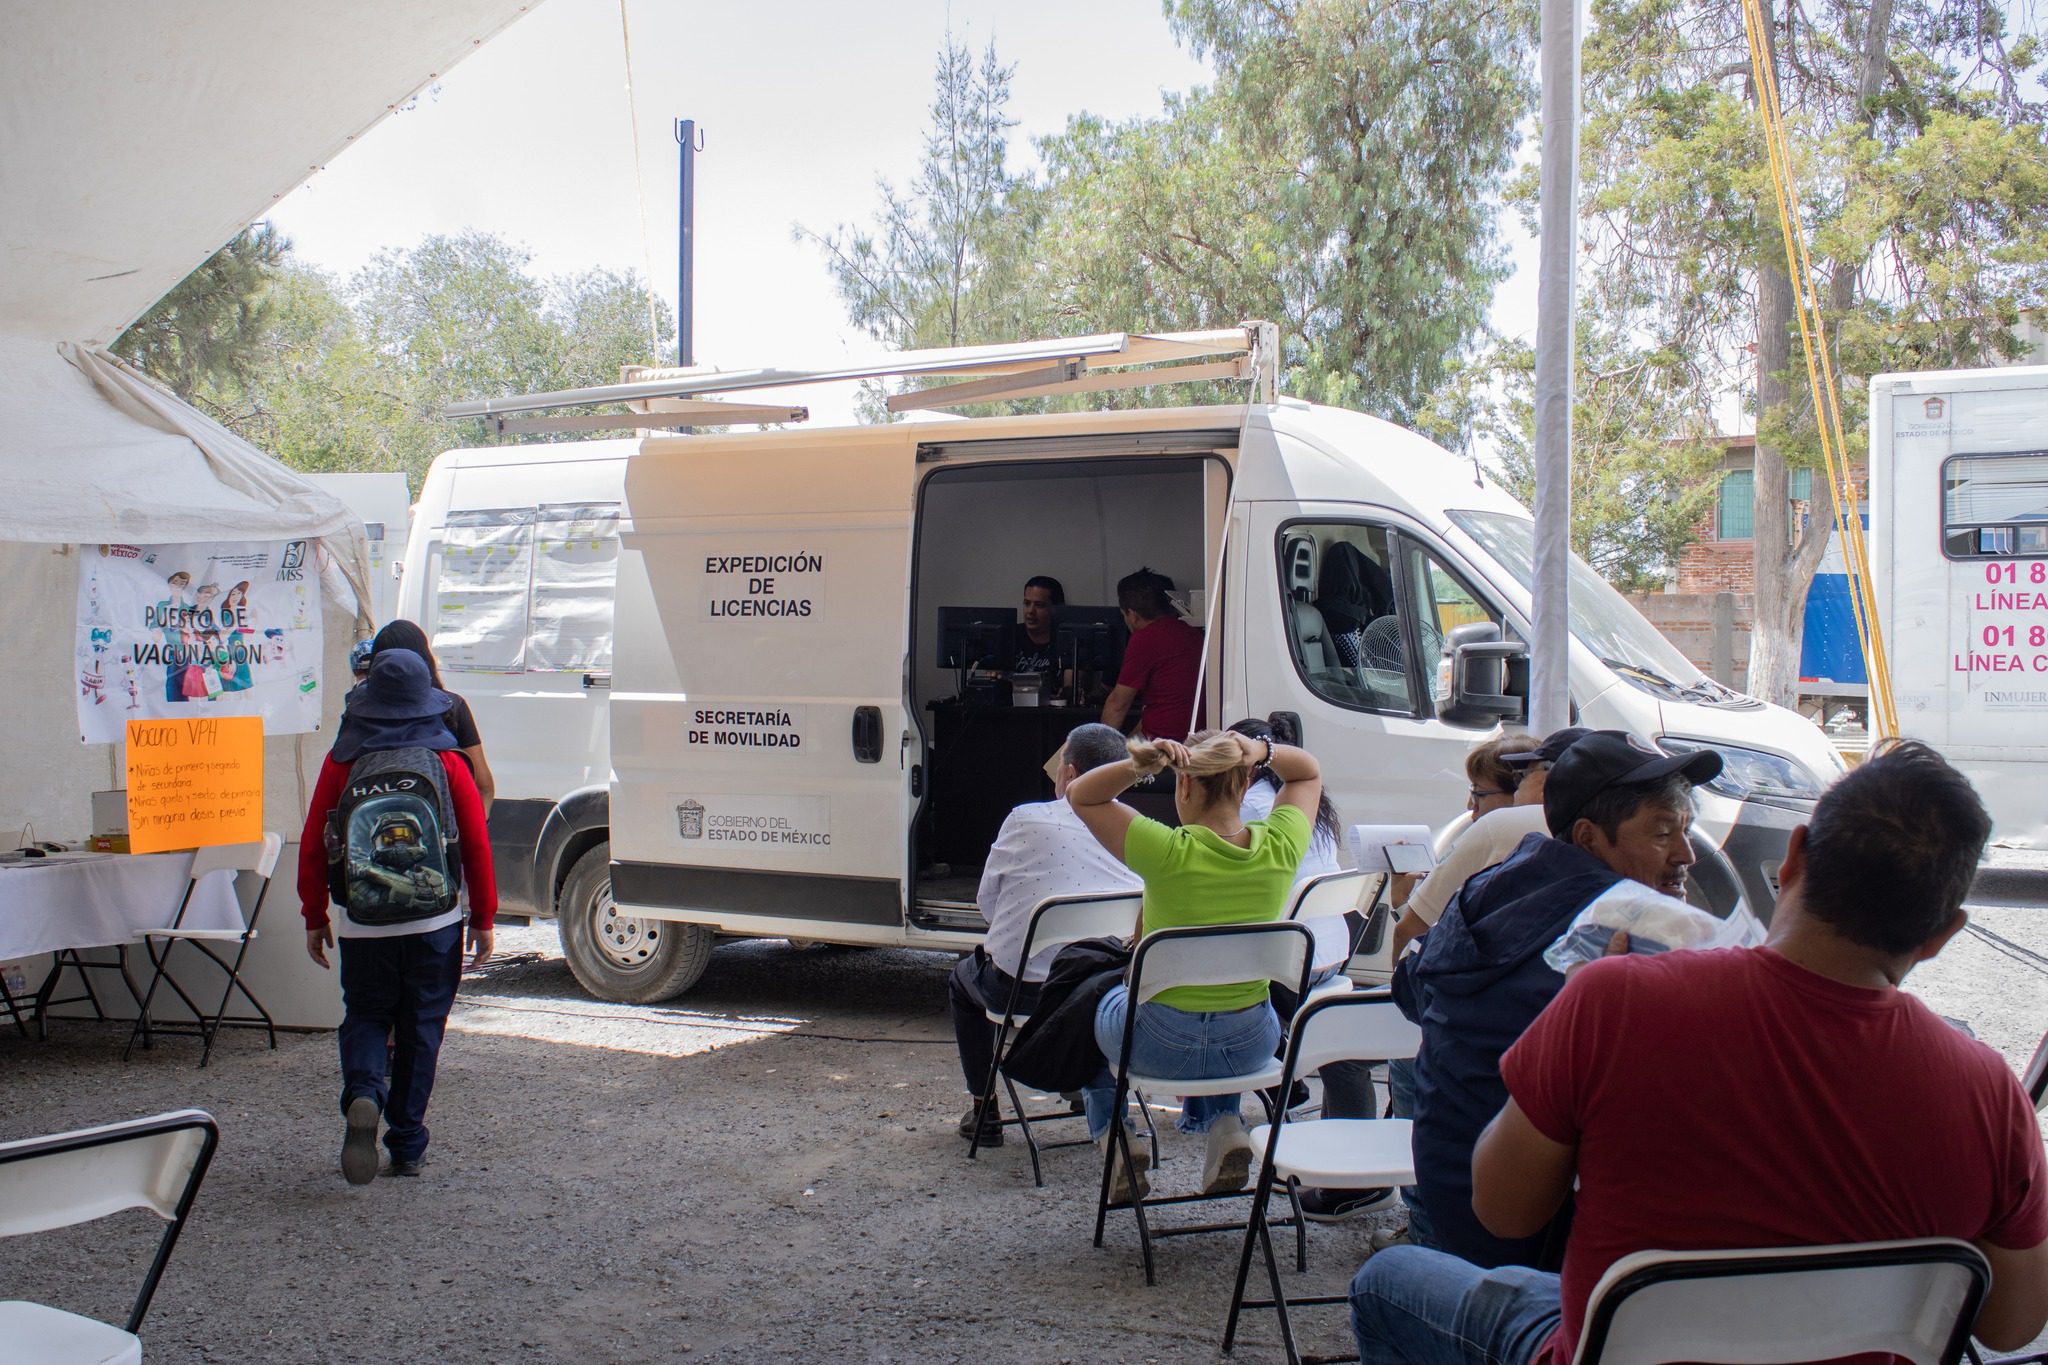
left=1055, top=606, right=1128, bottom=680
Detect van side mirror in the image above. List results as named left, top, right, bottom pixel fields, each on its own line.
left=1438, top=622, right=1529, bottom=728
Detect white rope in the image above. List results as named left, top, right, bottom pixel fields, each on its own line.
left=618, top=0, right=661, bottom=358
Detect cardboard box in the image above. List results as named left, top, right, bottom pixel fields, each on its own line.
left=91, top=789, right=128, bottom=837
left=88, top=833, right=131, bottom=854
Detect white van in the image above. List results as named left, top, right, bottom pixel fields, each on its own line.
left=395, top=438, right=634, bottom=994
left=1870, top=364, right=2048, bottom=848
left=554, top=332, right=1845, bottom=1002
left=305, top=471, right=411, bottom=627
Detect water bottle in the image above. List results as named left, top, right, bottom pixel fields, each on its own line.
left=1, top=962, right=26, bottom=997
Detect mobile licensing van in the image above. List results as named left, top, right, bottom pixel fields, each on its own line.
left=1870, top=364, right=2048, bottom=848
left=438, top=326, right=1843, bottom=1002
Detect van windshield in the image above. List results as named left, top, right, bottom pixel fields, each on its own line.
left=1447, top=509, right=1710, bottom=696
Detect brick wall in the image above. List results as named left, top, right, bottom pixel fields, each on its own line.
left=1676, top=540, right=1754, bottom=595
left=1626, top=591, right=1753, bottom=691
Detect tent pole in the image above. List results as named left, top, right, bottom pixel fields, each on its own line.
left=1530, top=0, right=1582, bottom=735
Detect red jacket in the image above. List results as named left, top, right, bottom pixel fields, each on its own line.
left=297, top=749, right=497, bottom=932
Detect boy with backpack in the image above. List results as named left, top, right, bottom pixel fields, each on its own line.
left=298, top=649, right=496, bottom=1184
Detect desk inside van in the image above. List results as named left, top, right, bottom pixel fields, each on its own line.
left=926, top=701, right=1104, bottom=869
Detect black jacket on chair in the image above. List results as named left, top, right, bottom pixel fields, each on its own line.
left=1001, top=936, right=1131, bottom=1093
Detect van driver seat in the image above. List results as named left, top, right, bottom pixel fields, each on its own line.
left=1283, top=536, right=1340, bottom=670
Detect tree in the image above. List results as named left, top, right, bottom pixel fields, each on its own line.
left=121, top=229, right=673, bottom=491
left=113, top=225, right=289, bottom=407
left=1479, top=330, right=1726, bottom=593
left=798, top=34, right=1028, bottom=417
left=809, top=3, right=1538, bottom=428
left=1574, top=0, right=2048, bottom=703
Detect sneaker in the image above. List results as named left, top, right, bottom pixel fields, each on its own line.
left=1098, top=1130, right=1152, bottom=1204
left=340, top=1096, right=380, bottom=1186
left=1370, top=1224, right=1411, bottom=1252
left=1202, top=1112, right=1254, bottom=1195
left=957, top=1101, right=1003, bottom=1147
left=1298, top=1185, right=1394, bottom=1223
left=384, top=1155, right=424, bottom=1178
left=1060, top=1090, right=1086, bottom=1115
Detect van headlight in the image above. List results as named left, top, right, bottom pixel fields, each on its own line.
left=1657, top=737, right=1823, bottom=810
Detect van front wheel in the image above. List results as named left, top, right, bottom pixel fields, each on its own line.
left=557, top=844, right=714, bottom=1002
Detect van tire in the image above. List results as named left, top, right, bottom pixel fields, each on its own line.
left=557, top=844, right=714, bottom=1003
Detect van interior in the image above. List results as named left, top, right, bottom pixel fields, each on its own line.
left=907, top=452, right=1222, bottom=928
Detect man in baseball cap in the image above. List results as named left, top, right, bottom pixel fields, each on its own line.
left=1540, top=732, right=1722, bottom=900
left=1389, top=729, right=1723, bottom=1268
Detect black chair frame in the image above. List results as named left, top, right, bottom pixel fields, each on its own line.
left=0, top=1109, right=220, bottom=1334
left=967, top=891, right=1158, bottom=1184
left=1092, top=920, right=1315, bottom=1286
left=125, top=865, right=277, bottom=1067
left=1223, top=989, right=1408, bottom=1364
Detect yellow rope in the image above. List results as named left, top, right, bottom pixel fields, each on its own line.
left=1738, top=0, right=1899, bottom=738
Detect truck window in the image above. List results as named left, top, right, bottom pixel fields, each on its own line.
left=1277, top=523, right=1415, bottom=715
left=428, top=501, right=623, bottom=673
left=1943, top=451, right=2048, bottom=559
left=1397, top=538, right=1503, bottom=711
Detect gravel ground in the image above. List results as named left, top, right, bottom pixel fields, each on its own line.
left=2, top=893, right=2042, bottom=1365
left=0, top=929, right=1393, bottom=1364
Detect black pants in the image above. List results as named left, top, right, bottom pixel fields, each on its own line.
left=949, top=949, right=1042, bottom=1096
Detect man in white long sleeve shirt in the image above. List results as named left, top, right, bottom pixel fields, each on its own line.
left=952, top=723, right=1140, bottom=1147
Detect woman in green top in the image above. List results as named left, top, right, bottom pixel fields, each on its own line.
left=1068, top=728, right=1322, bottom=1196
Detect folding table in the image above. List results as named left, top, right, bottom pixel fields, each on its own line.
left=0, top=852, right=240, bottom=1038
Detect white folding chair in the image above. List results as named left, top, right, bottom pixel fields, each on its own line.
left=1223, top=991, right=1420, bottom=1363
left=1093, top=920, right=1314, bottom=1286
left=125, top=834, right=283, bottom=1067
left=967, top=891, right=1157, bottom=1184
left=0, top=1109, right=220, bottom=1364
left=1572, top=1239, right=1990, bottom=1365
left=1284, top=869, right=1368, bottom=1004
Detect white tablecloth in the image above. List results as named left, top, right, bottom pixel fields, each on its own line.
left=0, top=853, right=242, bottom=959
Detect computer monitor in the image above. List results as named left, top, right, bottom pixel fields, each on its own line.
left=1055, top=606, right=1128, bottom=680
left=936, top=605, right=1016, bottom=669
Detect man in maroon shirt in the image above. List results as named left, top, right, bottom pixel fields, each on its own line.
left=1351, top=739, right=2048, bottom=1364
left=1100, top=567, right=1203, bottom=742
left=299, top=650, right=497, bottom=1184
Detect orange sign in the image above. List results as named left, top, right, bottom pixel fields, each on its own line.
left=125, top=716, right=264, bottom=853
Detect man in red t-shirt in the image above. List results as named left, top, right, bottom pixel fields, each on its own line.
left=1100, top=566, right=1203, bottom=742
left=1351, top=739, right=2048, bottom=1365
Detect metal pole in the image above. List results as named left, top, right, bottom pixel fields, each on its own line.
left=676, top=118, right=700, bottom=368
left=1530, top=0, right=1581, bottom=734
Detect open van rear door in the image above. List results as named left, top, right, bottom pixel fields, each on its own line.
left=609, top=430, right=918, bottom=941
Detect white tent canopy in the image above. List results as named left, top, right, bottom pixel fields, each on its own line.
left=0, top=338, right=358, bottom=545
left=1, top=0, right=541, bottom=345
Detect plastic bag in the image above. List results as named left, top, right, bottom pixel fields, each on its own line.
left=1543, top=879, right=1765, bottom=975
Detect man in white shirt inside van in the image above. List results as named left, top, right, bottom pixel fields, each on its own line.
left=952, top=722, right=1142, bottom=1148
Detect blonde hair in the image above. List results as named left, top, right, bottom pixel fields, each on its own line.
left=1128, top=729, right=1251, bottom=808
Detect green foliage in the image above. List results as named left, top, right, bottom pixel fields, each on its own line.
left=118, top=230, right=673, bottom=492
left=1478, top=332, right=1723, bottom=592
left=807, top=2, right=1537, bottom=426
left=113, top=225, right=289, bottom=403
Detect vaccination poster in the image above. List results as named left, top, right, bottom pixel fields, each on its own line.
left=75, top=540, right=324, bottom=744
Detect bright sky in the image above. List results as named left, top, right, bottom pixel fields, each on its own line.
left=270, top=0, right=1540, bottom=429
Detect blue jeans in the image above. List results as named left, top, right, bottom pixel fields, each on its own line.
left=1387, top=1057, right=1437, bottom=1247
left=337, top=923, right=464, bottom=1162
left=1082, top=986, right=1282, bottom=1140
left=1351, top=1245, right=1562, bottom=1365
